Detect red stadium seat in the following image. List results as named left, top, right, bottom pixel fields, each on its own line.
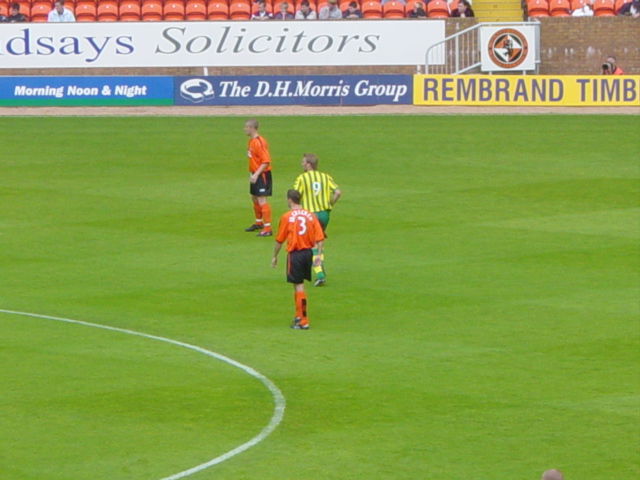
left=229, top=0, right=250, bottom=17
left=427, top=0, right=449, bottom=17
left=361, top=0, right=382, bottom=17
left=383, top=0, right=405, bottom=17
left=141, top=0, right=162, bottom=19
left=207, top=1, right=229, bottom=18
left=593, top=0, right=615, bottom=14
left=549, top=0, right=571, bottom=15
left=97, top=2, right=118, bottom=20
left=119, top=1, right=141, bottom=19
left=526, top=0, right=549, bottom=16
left=75, top=3, right=97, bottom=20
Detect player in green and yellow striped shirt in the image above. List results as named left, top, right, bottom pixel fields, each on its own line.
left=293, top=153, right=341, bottom=286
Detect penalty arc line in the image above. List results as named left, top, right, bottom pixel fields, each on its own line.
left=0, top=308, right=286, bottom=480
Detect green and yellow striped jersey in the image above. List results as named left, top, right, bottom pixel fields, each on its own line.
left=293, top=170, right=339, bottom=213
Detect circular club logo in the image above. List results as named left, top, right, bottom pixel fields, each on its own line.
left=487, top=28, right=529, bottom=69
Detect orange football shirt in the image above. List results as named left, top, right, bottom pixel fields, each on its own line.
left=275, top=208, right=325, bottom=252
left=247, top=135, right=271, bottom=173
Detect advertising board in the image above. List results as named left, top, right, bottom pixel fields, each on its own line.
left=174, top=75, right=412, bottom=106
left=0, top=76, right=173, bottom=106
left=0, top=21, right=445, bottom=69
left=413, top=75, right=640, bottom=106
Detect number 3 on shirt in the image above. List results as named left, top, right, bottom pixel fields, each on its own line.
left=297, top=215, right=307, bottom=235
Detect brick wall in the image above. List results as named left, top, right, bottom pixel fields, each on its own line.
left=0, top=17, right=638, bottom=76
left=538, top=17, right=639, bottom=75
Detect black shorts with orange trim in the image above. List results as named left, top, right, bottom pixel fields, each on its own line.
left=286, top=248, right=313, bottom=284
left=250, top=170, right=273, bottom=197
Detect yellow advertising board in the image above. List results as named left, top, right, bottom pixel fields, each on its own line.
left=413, top=75, right=640, bottom=107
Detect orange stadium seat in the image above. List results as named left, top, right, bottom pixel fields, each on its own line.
left=141, top=0, right=162, bottom=19
left=427, top=0, right=449, bottom=16
left=76, top=0, right=96, bottom=7
left=185, top=0, right=206, bottom=19
left=361, top=0, right=382, bottom=17
left=97, top=2, right=118, bottom=19
left=549, top=0, right=571, bottom=15
left=207, top=1, right=229, bottom=18
left=119, top=1, right=141, bottom=19
left=30, top=3, right=51, bottom=19
left=339, top=0, right=352, bottom=10
left=75, top=3, right=97, bottom=20
left=31, top=0, right=53, bottom=8
left=15, top=0, right=29, bottom=13
left=383, top=0, right=405, bottom=17
left=526, top=0, right=549, bottom=16
left=229, top=0, right=250, bottom=18
left=593, top=0, right=615, bottom=14
left=0, top=3, right=8, bottom=16
left=164, top=1, right=185, bottom=19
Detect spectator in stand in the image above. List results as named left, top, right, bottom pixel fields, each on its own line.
left=617, top=0, right=640, bottom=16
left=571, top=0, right=593, bottom=15
left=7, top=3, right=28, bottom=21
left=343, top=1, right=363, bottom=17
left=407, top=1, right=426, bottom=16
left=48, top=0, right=75, bottom=21
left=295, top=0, right=317, bottom=18
left=252, top=0, right=273, bottom=19
left=451, top=0, right=474, bottom=16
left=275, top=1, right=294, bottom=18
left=319, top=0, right=342, bottom=18
left=0, top=13, right=6, bottom=21
left=602, top=55, right=624, bottom=74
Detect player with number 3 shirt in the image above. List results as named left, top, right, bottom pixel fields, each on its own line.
left=272, top=189, right=325, bottom=330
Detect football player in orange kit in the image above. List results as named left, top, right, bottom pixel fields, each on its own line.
left=243, top=119, right=273, bottom=237
left=271, top=189, right=325, bottom=330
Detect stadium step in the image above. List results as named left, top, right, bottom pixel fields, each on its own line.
left=472, top=0, right=525, bottom=21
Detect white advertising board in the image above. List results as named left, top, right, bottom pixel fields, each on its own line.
left=480, top=25, right=537, bottom=72
left=0, top=20, right=445, bottom=69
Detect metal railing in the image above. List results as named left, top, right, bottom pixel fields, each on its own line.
left=425, top=22, right=540, bottom=75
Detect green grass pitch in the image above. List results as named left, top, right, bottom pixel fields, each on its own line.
left=0, top=114, right=638, bottom=480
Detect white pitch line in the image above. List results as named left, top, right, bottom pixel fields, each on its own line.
left=0, top=308, right=286, bottom=480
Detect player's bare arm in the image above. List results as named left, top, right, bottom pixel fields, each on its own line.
left=272, top=241, right=283, bottom=268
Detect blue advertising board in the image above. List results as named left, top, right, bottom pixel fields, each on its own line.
left=0, top=76, right=173, bottom=106
left=174, top=75, right=412, bottom=106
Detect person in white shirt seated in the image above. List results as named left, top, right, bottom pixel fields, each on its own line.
left=319, top=0, right=342, bottom=19
left=295, top=0, right=317, bottom=18
left=572, top=0, right=594, bottom=16
left=48, top=0, right=76, bottom=21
